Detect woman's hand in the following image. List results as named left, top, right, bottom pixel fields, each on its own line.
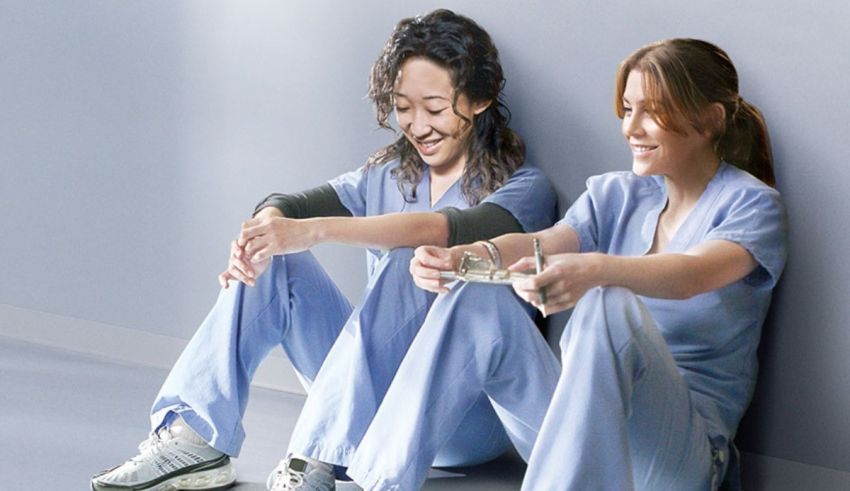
left=238, top=214, right=319, bottom=264
left=510, top=252, right=603, bottom=315
left=410, top=245, right=460, bottom=293
left=218, top=239, right=270, bottom=288
left=217, top=206, right=294, bottom=289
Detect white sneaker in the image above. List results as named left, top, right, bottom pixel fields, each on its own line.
left=91, top=420, right=236, bottom=490
left=266, top=455, right=335, bottom=491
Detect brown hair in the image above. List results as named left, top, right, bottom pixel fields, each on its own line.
left=367, top=9, right=524, bottom=205
left=614, top=39, right=775, bottom=186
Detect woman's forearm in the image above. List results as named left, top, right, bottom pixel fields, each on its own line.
left=495, top=224, right=581, bottom=267
left=595, top=240, right=757, bottom=299
left=308, top=212, right=450, bottom=250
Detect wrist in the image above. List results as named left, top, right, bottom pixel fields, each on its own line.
left=306, top=218, right=326, bottom=244
left=448, top=245, right=475, bottom=269
left=476, top=240, right=502, bottom=268
left=591, top=253, right=612, bottom=287
left=256, top=206, right=284, bottom=219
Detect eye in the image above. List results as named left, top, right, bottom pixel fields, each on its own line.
left=427, top=108, right=448, bottom=116
left=395, top=106, right=411, bottom=113
left=622, top=106, right=633, bottom=116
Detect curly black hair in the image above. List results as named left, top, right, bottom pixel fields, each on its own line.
left=367, top=9, right=525, bottom=205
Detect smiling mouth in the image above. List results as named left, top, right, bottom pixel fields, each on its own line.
left=631, top=144, right=658, bottom=154
left=416, top=138, right=443, bottom=155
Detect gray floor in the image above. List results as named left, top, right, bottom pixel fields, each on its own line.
left=0, top=337, right=523, bottom=490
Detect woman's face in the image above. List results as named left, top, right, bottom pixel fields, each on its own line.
left=393, top=57, right=487, bottom=175
left=621, top=70, right=713, bottom=179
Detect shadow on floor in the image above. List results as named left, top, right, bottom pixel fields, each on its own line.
left=230, top=450, right=526, bottom=490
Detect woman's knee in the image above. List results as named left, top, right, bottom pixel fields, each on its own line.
left=586, top=286, right=639, bottom=308
left=384, top=247, right=415, bottom=263
left=366, top=248, right=417, bottom=288
left=561, top=286, right=648, bottom=351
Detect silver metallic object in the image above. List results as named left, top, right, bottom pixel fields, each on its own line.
left=439, top=251, right=532, bottom=285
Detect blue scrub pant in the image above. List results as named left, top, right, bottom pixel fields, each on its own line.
left=347, top=281, right=561, bottom=490
left=347, top=286, right=717, bottom=491
left=150, top=249, right=510, bottom=466
left=523, top=286, right=716, bottom=490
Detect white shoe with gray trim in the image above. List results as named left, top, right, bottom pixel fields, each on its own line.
left=91, top=423, right=235, bottom=490
left=266, top=456, right=336, bottom=491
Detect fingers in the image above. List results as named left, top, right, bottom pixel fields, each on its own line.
left=512, top=281, right=580, bottom=316
left=242, top=236, right=267, bottom=259
left=540, top=298, right=574, bottom=315
left=509, top=256, right=551, bottom=293
left=249, top=244, right=273, bottom=264
left=218, top=271, right=234, bottom=289
left=226, top=240, right=256, bottom=286
left=508, top=256, right=536, bottom=272
left=409, top=256, right=445, bottom=280
left=409, top=255, right=450, bottom=293
left=512, top=282, right=544, bottom=305
left=227, top=263, right=254, bottom=287
left=409, top=246, right=453, bottom=293
left=237, top=218, right=266, bottom=247
left=232, top=241, right=257, bottom=275
left=414, top=246, right=455, bottom=271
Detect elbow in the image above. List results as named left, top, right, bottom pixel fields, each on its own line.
left=431, top=213, right=451, bottom=247
left=669, top=257, right=714, bottom=299
left=411, top=213, right=449, bottom=248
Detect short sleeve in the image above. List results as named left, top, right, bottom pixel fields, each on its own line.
left=482, top=166, right=558, bottom=233
left=558, top=188, right=599, bottom=253
left=327, top=166, right=369, bottom=217
left=706, top=186, right=788, bottom=288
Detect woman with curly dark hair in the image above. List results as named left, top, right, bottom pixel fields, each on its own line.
left=91, top=9, right=557, bottom=491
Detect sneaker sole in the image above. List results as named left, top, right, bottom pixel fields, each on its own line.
left=92, top=457, right=237, bottom=491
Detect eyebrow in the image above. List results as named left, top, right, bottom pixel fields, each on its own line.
left=393, top=92, right=450, bottom=101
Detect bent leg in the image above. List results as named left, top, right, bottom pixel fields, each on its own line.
left=347, top=282, right=560, bottom=491
left=521, top=287, right=713, bottom=491
left=151, top=252, right=352, bottom=456
left=287, top=248, right=439, bottom=465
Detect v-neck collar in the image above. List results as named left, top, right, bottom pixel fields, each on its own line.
left=643, top=163, right=728, bottom=254
left=415, top=167, right=465, bottom=210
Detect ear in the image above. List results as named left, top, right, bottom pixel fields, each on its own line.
left=706, top=102, right=726, bottom=135
left=472, top=99, right=492, bottom=115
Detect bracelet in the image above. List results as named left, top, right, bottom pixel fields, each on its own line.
left=478, top=240, right=502, bottom=269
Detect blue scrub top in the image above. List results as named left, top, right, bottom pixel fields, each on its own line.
left=329, top=159, right=558, bottom=274
left=559, top=163, right=788, bottom=447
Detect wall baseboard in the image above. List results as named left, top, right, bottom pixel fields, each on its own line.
left=741, top=452, right=850, bottom=490
left=0, top=303, right=307, bottom=395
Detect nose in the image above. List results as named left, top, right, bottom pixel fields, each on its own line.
left=622, top=112, right=644, bottom=139
left=409, top=109, right=432, bottom=139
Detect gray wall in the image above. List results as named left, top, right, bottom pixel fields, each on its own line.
left=2, top=0, right=848, bottom=478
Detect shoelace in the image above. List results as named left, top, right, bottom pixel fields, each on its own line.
left=271, top=464, right=304, bottom=491
left=131, top=427, right=173, bottom=465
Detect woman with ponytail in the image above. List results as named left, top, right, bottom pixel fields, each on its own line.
left=348, top=38, right=788, bottom=490
left=91, top=10, right=557, bottom=491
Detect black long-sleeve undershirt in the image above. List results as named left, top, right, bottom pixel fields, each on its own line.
left=254, top=184, right=524, bottom=246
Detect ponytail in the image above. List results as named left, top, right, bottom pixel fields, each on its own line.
left=717, top=97, right=775, bottom=187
